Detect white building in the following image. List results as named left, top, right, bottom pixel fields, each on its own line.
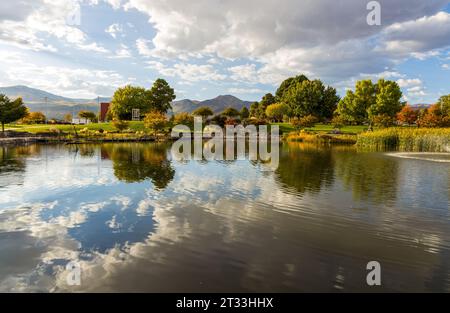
left=71, top=118, right=91, bottom=125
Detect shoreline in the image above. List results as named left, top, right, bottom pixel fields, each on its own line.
left=0, top=136, right=161, bottom=146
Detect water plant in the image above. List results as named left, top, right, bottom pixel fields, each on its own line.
left=357, top=128, right=450, bottom=152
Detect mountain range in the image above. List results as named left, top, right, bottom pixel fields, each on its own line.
left=0, top=85, right=253, bottom=119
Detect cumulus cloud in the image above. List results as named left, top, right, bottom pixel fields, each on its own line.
left=0, top=53, right=127, bottom=98
left=0, top=0, right=107, bottom=53
left=397, top=78, right=423, bottom=88
left=379, top=12, right=450, bottom=57
left=395, top=78, right=427, bottom=101
left=126, top=0, right=448, bottom=58
left=125, top=0, right=450, bottom=86
left=146, top=61, right=226, bottom=82
left=1, top=0, right=449, bottom=102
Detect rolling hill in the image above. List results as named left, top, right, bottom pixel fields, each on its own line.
left=0, top=85, right=109, bottom=119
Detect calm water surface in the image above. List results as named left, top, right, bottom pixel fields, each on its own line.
left=0, top=143, right=449, bottom=292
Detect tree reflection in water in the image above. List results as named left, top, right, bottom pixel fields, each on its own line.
left=0, top=145, right=40, bottom=188
left=334, top=149, right=399, bottom=204
left=275, top=142, right=336, bottom=194
left=102, top=143, right=175, bottom=190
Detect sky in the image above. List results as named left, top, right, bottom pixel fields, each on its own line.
left=0, top=0, right=449, bottom=103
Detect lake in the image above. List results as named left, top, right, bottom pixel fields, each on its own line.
left=0, top=142, right=449, bottom=292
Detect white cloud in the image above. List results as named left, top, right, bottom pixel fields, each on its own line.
left=105, top=23, right=123, bottom=39
left=147, top=61, right=226, bottom=82
left=109, top=44, right=132, bottom=58
left=136, top=38, right=153, bottom=56
left=407, top=86, right=427, bottom=97
left=1, top=0, right=449, bottom=102
left=380, top=12, right=450, bottom=57
left=397, top=78, right=423, bottom=88
left=77, top=42, right=108, bottom=53
left=105, top=0, right=123, bottom=10
left=0, top=54, right=127, bottom=98
left=228, top=88, right=265, bottom=94
left=124, top=0, right=450, bottom=87
left=0, top=0, right=109, bottom=53
left=228, top=64, right=258, bottom=83
left=126, top=0, right=448, bottom=58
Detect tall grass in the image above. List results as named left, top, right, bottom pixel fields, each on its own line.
left=285, top=131, right=357, bottom=144
left=357, top=128, right=450, bottom=152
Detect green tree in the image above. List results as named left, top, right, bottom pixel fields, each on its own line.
left=258, top=93, right=276, bottom=118
left=336, top=90, right=365, bottom=124
left=240, top=106, right=250, bottom=119
left=275, top=74, right=309, bottom=101
left=78, top=111, right=97, bottom=123
left=0, top=94, right=28, bottom=132
left=437, top=94, right=450, bottom=116
left=172, top=112, right=194, bottom=129
left=144, top=111, right=168, bottom=136
left=221, top=107, right=240, bottom=118
left=368, top=79, right=403, bottom=121
left=148, top=78, right=176, bottom=113
left=110, top=85, right=150, bottom=120
left=192, top=106, right=214, bottom=119
left=319, top=86, right=340, bottom=120
left=249, top=102, right=259, bottom=118
left=282, top=79, right=337, bottom=120
left=265, top=103, right=288, bottom=122
left=336, top=80, right=377, bottom=124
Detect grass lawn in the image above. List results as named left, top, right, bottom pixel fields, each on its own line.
left=5, top=121, right=146, bottom=134
left=6, top=122, right=369, bottom=135
left=271, top=123, right=369, bottom=134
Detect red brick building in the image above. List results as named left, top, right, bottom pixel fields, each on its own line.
left=99, top=102, right=110, bottom=122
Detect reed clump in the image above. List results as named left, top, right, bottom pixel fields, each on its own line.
left=357, top=128, right=450, bottom=152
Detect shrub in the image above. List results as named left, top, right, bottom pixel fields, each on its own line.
left=372, top=114, right=396, bottom=128
left=144, top=111, right=168, bottom=135
left=331, top=115, right=345, bottom=129
left=112, top=119, right=129, bottom=132
left=292, top=115, right=318, bottom=129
